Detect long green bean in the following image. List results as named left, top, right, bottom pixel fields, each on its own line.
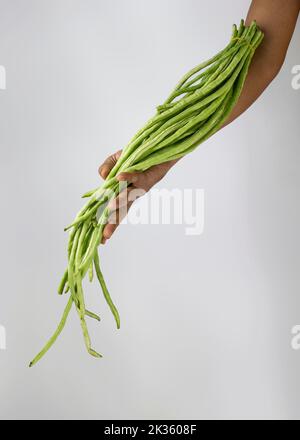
left=30, top=20, right=263, bottom=366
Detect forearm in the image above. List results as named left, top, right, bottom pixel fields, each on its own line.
left=223, top=0, right=300, bottom=126
left=162, top=0, right=299, bottom=173
left=100, top=1, right=300, bottom=240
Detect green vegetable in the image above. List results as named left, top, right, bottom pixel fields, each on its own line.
left=30, top=20, right=263, bottom=366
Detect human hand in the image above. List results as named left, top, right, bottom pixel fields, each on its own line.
left=99, top=150, right=177, bottom=243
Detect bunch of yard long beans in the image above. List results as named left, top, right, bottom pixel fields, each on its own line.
left=30, top=20, right=263, bottom=366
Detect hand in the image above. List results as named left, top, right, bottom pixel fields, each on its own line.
left=99, top=150, right=177, bottom=243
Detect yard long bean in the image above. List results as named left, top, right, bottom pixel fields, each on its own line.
left=30, top=20, right=263, bottom=366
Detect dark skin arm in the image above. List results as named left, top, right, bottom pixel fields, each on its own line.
left=99, top=0, right=300, bottom=243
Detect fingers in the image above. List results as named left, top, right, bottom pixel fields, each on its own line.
left=108, top=186, right=145, bottom=212
left=101, top=199, right=134, bottom=243
left=98, top=150, right=122, bottom=180
left=116, top=161, right=174, bottom=192
left=117, top=171, right=150, bottom=191
left=101, top=186, right=145, bottom=243
left=117, top=172, right=139, bottom=183
left=100, top=161, right=159, bottom=244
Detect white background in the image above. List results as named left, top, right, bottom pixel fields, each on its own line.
left=0, top=0, right=299, bottom=419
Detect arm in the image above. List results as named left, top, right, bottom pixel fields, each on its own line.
left=225, top=0, right=300, bottom=125
left=99, top=0, right=300, bottom=242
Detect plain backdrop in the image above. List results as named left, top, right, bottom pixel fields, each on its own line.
left=0, top=0, right=299, bottom=420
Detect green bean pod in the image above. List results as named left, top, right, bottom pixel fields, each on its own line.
left=30, top=21, right=264, bottom=367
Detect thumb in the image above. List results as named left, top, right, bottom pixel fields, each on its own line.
left=98, top=150, right=122, bottom=180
